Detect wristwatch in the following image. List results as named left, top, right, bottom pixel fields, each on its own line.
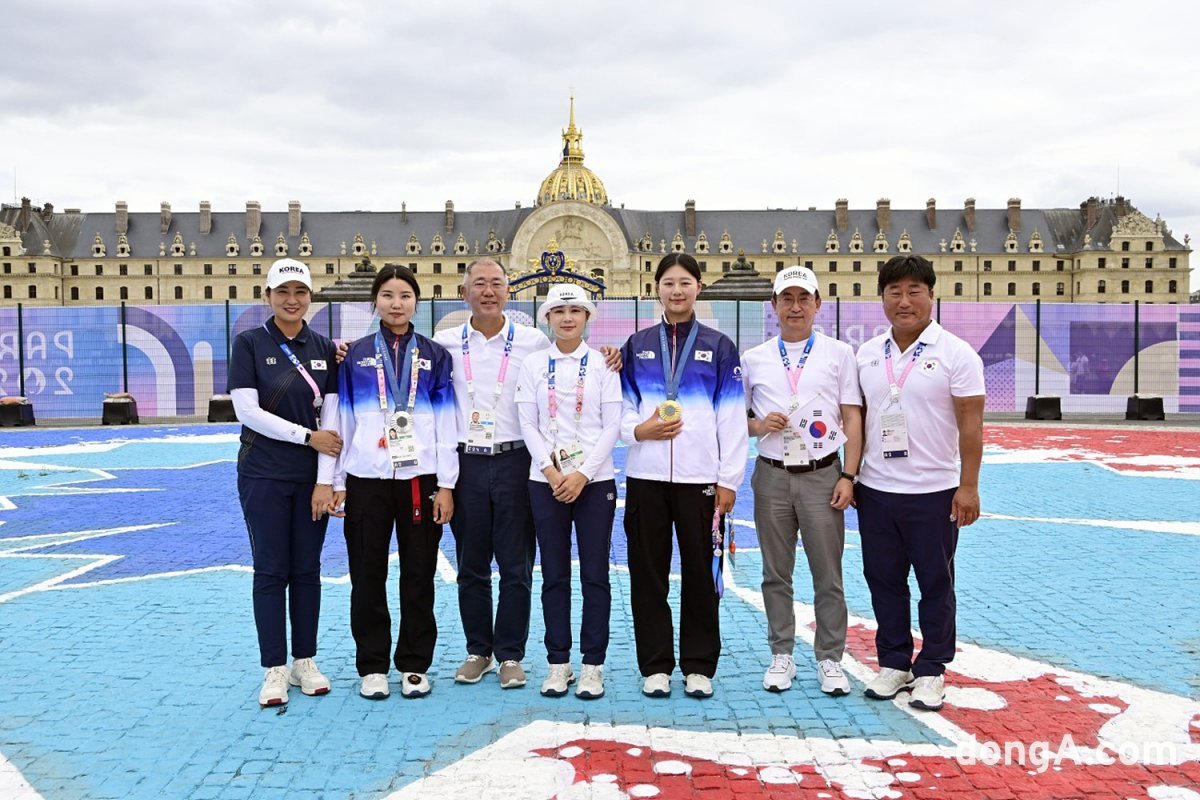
left=304, top=430, right=313, bottom=446
left=839, top=471, right=857, bottom=483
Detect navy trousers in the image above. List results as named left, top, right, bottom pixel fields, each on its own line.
left=529, top=479, right=616, bottom=666
left=450, top=447, right=536, bottom=663
left=856, top=484, right=959, bottom=677
left=238, top=475, right=329, bottom=668
left=623, top=478, right=722, bottom=678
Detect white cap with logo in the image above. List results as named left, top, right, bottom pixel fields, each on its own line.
left=266, top=258, right=312, bottom=290
left=773, top=265, right=819, bottom=297
left=539, top=284, right=599, bottom=323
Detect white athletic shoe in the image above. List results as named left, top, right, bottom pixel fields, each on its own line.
left=576, top=664, right=605, bottom=700
left=259, top=666, right=290, bottom=707
left=864, top=667, right=915, bottom=700
left=400, top=672, right=431, bottom=698
left=908, top=675, right=945, bottom=711
left=762, top=653, right=796, bottom=692
left=288, top=658, right=331, bottom=696
left=817, top=659, right=851, bottom=696
left=642, top=673, right=671, bottom=698
left=684, top=673, right=714, bottom=699
left=540, top=663, right=575, bottom=697
left=359, top=673, right=390, bottom=700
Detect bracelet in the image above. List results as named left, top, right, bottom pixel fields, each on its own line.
left=839, top=471, right=857, bottom=483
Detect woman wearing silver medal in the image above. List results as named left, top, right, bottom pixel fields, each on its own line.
left=515, top=285, right=622, bottom=699
left=321, top=265, right=458, bottom=701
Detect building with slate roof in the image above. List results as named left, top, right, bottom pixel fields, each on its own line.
left=0, top=101, right=1191, bottom=307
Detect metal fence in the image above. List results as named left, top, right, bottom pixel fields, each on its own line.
left=0, top=298, right=1194, bottom=419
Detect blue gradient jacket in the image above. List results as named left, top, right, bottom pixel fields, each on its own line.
left=323, top=326, right=459, bottom=490
left=619, top=318, right=749, bottom=489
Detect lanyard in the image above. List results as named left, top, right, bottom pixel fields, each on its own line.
left=883, top=338, right=927, bottom=404
left=711, top=506, right=725, bottom=599
left=264, top=324, right=322, bottom=412
left=462, top=321, right=515, bottom=407
left=658, top=320, right=700, bottom=401
left=547, top=351, right=589, bottom=438
left=778, top=334, right=816, bottom=397
left=374, top=331, right=419, bottom=413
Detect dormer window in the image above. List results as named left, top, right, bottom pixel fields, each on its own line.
left=486, top=229, right=502, bottom=254
left=718, top=229, right=733, bottom=254
left=1004, top=230, right=1018, bottom=253
left=951, top=228, right=965, bottom=254
left=431, top=234, right=445, bottom=255
left=454, top=233, right=469, bottom=255
left=406, top=234, right=421, bottom=255
left=249, top=236, right=264, bottom=257
left=352, top=233, right=366, bottom=256
left=1028, top=229, right=1044, bottom=253
left=695, top=231, right=710, bottom=254
left=772, top=229, right=787, bottom=254
left=873, top=231, right=888, bottom=254
left=171, top=233, right=186, bottom=257
left=897, top=230, right=912, bottom=253
left=92, top=233, right=106, bottom=257
left=825, top=230, right=840, bottom=254
left=298, top=232, right=313, bottom=257
left=226, top=235, right=240, bottom=257
left=848, top=229, right=864, bottom=254
left=671, top=230, right=685, bottom=253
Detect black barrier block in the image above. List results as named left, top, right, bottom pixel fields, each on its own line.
left=1125, top=395, right=1165, bottom=421
left=0, top=402, right=35, bottom=427
left=102, top=398, right=139, bottom=425
left=208, top=395, right=237, bottom=423
left=1024, top=395, right=1062, bottom=420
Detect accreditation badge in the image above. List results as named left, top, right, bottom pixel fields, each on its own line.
left=880, top=410, right=910, bottom=459
left=657, top=400, right=682, bottom=422
left=551, top=441, right=587, bottom=477
left=386, top=418, right=418, bottom=468
left=781, top=427, right=809, bottom=466
left=465, top=408, right=497, bottom=455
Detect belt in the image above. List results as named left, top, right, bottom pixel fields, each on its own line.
left=457, top=440, right=527, bottom=455
left=758, top=452, right=838, bottom=474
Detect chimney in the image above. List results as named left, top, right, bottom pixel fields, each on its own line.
left=925, top=198, right=936, bottom=230
left=1007, top=197, right=1022, bottom=233
left=288, top=200, right=301, bottom=237
left=1114, top=195, right=1128, bottom=218
left=963, top=198, right=976, bottom=233
left=199, top=201, right=212, bottom=235
left=18, top=197, right=31, bottom=230
left=685, top=199, right=696, bottom=238
left=160, top=202, right=172, bottom=234
left=445, top=200, right=455, bottom=232
left=876, top=198, right=891, bottom=233
left=245, top=201, right=261, bottom=239
left=41, top=202, right=54, bottom=223
left=1083, top=196, right=1099, bottom=229
left=400, top=201, right=407, bottom=225
left=835, top=198, right=849, bottom=232
left=115, top=200, right=128, bottom=234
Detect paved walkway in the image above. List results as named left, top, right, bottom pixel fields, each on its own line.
left=0, top=423, right=1197, bottom=799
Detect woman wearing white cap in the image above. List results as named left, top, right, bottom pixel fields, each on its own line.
left=228, top=258, right=343, bottom=707
left=515, top=284, right=621, bottom=699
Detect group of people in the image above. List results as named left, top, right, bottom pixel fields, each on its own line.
left=229, top=250, right=984, bottom=714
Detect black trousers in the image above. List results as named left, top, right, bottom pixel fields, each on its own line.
left=623, top=478, right=722, bottom=678
left=344, top=473, right=443, bottom=676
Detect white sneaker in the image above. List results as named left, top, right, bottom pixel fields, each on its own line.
left=360, top=673, right=390, bottom=700
left=817, top=659, right=850, bottom=696
left=908, top=675, right=945, bottom=711
left=288, top=658, right=331, bottom=696
left=400, top=672, right=431, bottom=698
left=864, top=667, right=915, bottom=700
left=540, top=663, right=575, bottom=697
left=642, top=672, right=671, bottom=698
left=259, top=666, right=290, bottom=707
left=762, top=653, right=796, bottom=692
left=684, top=673, right=714, bottom=699
left=576, top=664, right=605, bottom=700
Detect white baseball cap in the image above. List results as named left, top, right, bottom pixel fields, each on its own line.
left=266, top=258, right=312, bottom=290
left=773, top=265, right=819, bottom=297
left=539, top=284, right=598, bottom=323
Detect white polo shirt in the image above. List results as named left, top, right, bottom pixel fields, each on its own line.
left=433, top=314, right=551, bottom=444
left=856, top=320, right=985, bottom=494
left=741, top=332, right=861, bottom=461
left=515, top=342, right=623, bottom=483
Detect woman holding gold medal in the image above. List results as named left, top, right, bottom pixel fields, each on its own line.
left=618, top=253, right=749, bottom=699
left=320, top=265, right=458, bottom=701
left=515, top=284, right=622, bottom=700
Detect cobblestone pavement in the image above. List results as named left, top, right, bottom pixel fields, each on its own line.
left=0, top=423, right=1197, bottom=799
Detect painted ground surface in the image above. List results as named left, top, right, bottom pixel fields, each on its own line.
left=0, top=423, right=1198, bottom=799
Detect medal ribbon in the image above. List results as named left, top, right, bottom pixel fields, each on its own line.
left=778, top=333, right=816, bottom=397
left=462, top=321, right=515, bottom=407
left=264, top=324, right=322, bottom=417
left=375, top=331, right=419, bottom=413
left=883, top=338, right=927, bottom=403
left=711, top=505, right=725, bottom=599
left=547, top=351, right=589, bottom=439
left=658, top=319, right=700, bottom=402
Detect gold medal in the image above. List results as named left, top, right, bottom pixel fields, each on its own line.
left=657, top=400, right=682, bottom=422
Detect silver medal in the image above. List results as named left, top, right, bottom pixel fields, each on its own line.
left=393, top=411, right=412, bottom=430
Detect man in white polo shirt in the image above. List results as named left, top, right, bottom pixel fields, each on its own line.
left=855, top=255, right=985, bottom=712
left=742, top=266, right=862, bottom=695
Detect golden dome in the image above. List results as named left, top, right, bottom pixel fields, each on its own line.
left=536, top=97, right=609, bottom=207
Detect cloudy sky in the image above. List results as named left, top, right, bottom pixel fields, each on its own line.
left=4, top=1, right=1197, bottom=285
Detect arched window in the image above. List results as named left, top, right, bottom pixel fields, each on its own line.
left=983, top=283, right=992, bottom=296
left=1007, top=282, right=1016, bottom=296
left=1031, top=283, right=1040, bottom=296
left=96, top=287, right=104, bottom=300
left=852, top=282, right=861, bottom=297
left=1121, top=280, right=1130, bottom=294
left=1169, top=280, right=1178, bottom=293
left=954, top=282, right=963, bottom=296
left=1144, top=280, right=1153, bottom=293
left=1098, top=280, right=1106, bottom=294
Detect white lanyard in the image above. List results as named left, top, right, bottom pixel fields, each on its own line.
left=547, top=351, right=588, bottom=438
left=883, top=338, right=927, bottom=405
left=264, top=323, right=322, bottom=413
left=462, top=321, right=515, bottom=407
